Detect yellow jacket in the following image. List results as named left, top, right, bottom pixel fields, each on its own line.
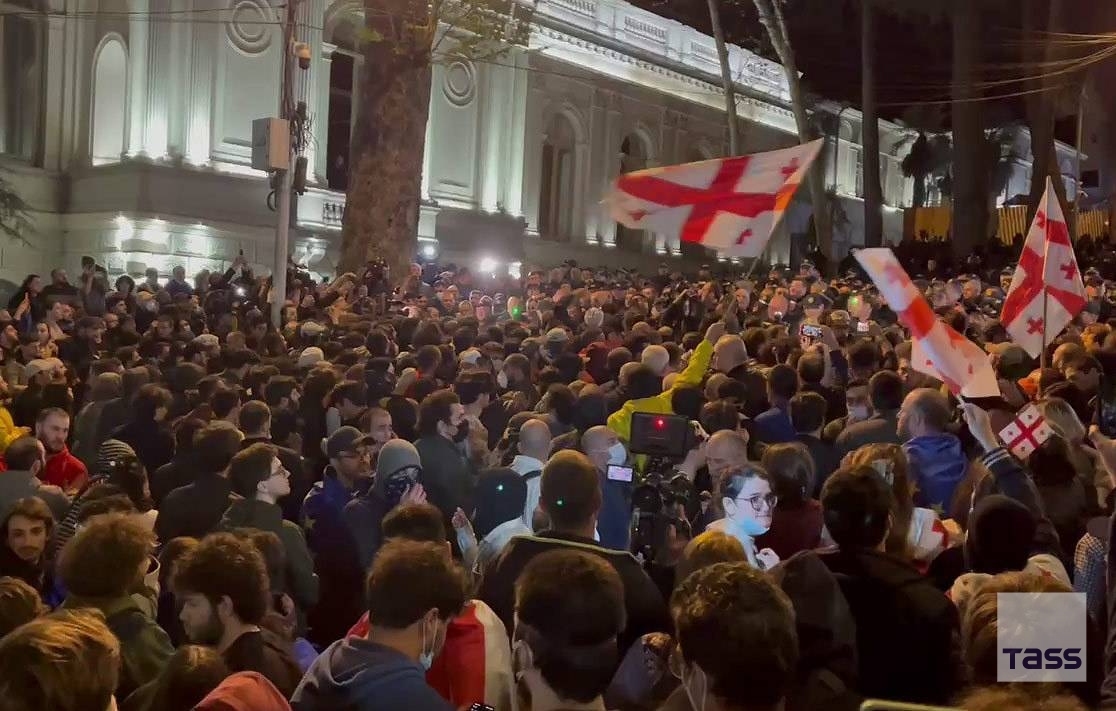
left=0, top=406, right=28, bottom=451
left=607, top=339, right=713, bottom=442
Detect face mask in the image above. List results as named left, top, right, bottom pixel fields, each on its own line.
left=497, top=370, right=509, bottom=389
left=419, top=619, right=439, bottom=671
left=737, top=517, right=771, bottom=537
left=608, top=442, right=627, bottom=466
left=682, top=663, right=708, bottom=711
left=849, top=404, right=870, bottom=422
left=452, top=418, right=470, bottom=443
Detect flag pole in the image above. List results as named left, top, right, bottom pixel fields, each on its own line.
left=1040, top=287, right=1048, bottom=369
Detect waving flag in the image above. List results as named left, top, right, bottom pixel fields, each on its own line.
left=856, top=248, right=998, bottom=398
left=1000, top=177, right=1086, bottom=358
left=998, top=403, right=1054, bottom=459
left=606, top=140, right=823, bottom=258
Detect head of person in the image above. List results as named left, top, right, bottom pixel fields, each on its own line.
left=789, top=391, right=827, bottom=437
left=760, top=442, right=814, bottom=511
left=513, top=550, right=626, bottom=707
left=236, top=400, right=272, bottom=438
left=325, top=426, right=373, bottom=482
left=455, top=371, right=494, bottom=412
left=1064, top=355, right=1101, bottom=396
left=897, top=387, right=951, bottom=440
left=134, top=383, right=172, bottom=423
left=34, top=407, right=70, bottom=454
left=473, top=468, right=528, bottom=539
left=766, top=364, right=798, bottom=406
left=3, top=497, right=52, bottom=564
left=673, top=530, right=747, bottom=587
left=670, top=562, right=798, bottom=711
left=194, top=421, right=244, bottom=476
left=964, top=494, right=1038, bottom=575
left=227, top=443, right=290, bottom=503
left=0, top=576, right=47, bottom=638
left=820, top=464, right=894, bottom=551
left=381, top=502, right=447, bottom=547
left=366, top=406, right=394, bottom=447
left=329, top=380, right=367, bottom=421
left=844, top=443, right=914, bottom=558
left=581, top=425, right=622, bottom=474
left=60, top=513, right=155, bottom=598
left=704, top=429, right=750, bottom=484
left=517, top=418, right=551, bottom=462
left=364, top=539, right=467, bottom=668
left=500, top=353, right=530, bottom=390
left=719, top=464, right=776, bottom=538
left=148, top=644, right=231, bottom=711
left=868, top=369, right=903, bottom=414
left=4, top=435, right=46, bottom=478
left=0, top=609, right=120, bottom=711
left=373, top=439, right=422, bottom=506
left=540, top=451, right=602, bottom=536
left=712, top=335, right=747, bottom=374
left=641, top=345, right=670, bottom=378
left=174, top=533, right=268, bottom=646
left=843, top=378, right=871, bottom=422
left=416, top=389, right=465, bottom=443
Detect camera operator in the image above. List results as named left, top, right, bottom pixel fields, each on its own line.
left=581, top=425, right=630, bottom=551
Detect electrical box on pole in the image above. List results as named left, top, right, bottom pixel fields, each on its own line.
left=251, top=118, right=291, bottom=172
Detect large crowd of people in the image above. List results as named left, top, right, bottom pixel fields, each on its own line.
left=2, top=245, right=1116, bottom=711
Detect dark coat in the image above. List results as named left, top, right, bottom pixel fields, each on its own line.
left=414, top=435, right=475, bottom=524
left=477, top=530, right=670, bottom=654
left=834, top=410, right=902, bottom=458
left=219, top=498, right=319, bottom=612
left=795, top=434, right=841, bottom=496
left=817, top=546, right=961, bottom=705
left=155, top=472, right=234, bottom=541
left=112, top=417, right=175, bottom=475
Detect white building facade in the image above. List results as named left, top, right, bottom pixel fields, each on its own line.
left=0, top=0, right=922, bottom=287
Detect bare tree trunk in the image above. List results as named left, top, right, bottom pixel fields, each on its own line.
left=753, top=0, right=833, bottom=264
left=706, top=0, right=739, bottom=154
left=339, top=0, right=433, bottom=280
left=861, top=0, right=883, bottom=247
left=950, top=0, right=987, bottom=262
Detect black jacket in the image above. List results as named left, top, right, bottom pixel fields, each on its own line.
left=817, top=546, right=961, bottom=705
left=112, top=418, right=175, bottom=475
left=149, top=455, right=198, bottom=508
left=477, top=530, right=670, bottom=653
left=795, top=434, right=841, bottom=497
left=241, top=436, right=309, bottom=523
left=155, top=472, right=234, bottom=541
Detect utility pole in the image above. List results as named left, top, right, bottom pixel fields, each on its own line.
left=271, top=0, right=300, bottom=327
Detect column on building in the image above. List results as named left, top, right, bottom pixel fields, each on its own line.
left=143, top=0, right=173, bottom=157
left=520, top=77, right=548, bottom=237
left=598, top=91, right=622, bottom=248
left=127, top=0, right=151, bottom=156
left=184, top=0, right=216, bottom=164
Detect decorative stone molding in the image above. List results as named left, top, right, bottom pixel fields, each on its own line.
left=442, top=58, right=477, bottom=107
left=226, top=0, right=273, bottom=54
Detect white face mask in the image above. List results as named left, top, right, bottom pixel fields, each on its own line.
left=497, top=370, right=509, bottom=389
left=848, top=404, right=870, bottom=423
left=419, top=619, right=441, bottom=671
left=608, top=442, right=627, bottom=466
left=683, top=662, right=708, bottom=711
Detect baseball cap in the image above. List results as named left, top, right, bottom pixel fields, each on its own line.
left=325, top=426, right=372, bottom=460
left=297, top=346, right=325, bottom=369
left=459, top=348, right=482, bottom=366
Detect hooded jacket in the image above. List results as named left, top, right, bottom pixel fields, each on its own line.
left=196, top=672, right=293, bottom=711
left=291, top=636, right=455, bottom=711
left=903, top=432, right=967, bottom=511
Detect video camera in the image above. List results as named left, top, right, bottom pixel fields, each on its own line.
left=627, top=413, right=700, bottom=564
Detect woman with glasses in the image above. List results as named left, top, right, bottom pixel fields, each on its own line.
left=707, top=464, right=781, bottom=570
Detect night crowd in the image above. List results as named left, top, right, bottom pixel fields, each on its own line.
left=5, top=242, right=1116, bottom=711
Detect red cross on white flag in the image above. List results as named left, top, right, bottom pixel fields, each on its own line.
left=998, top=403, right=1054, bottom=459
left=1000, top=177, right=1087, bottom=358
left=856, top=248, right=999, bottom=398
left=605, top=140, right=823, bottom=258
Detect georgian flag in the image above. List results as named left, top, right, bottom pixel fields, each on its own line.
left=1000, top=177, right=1087, bottom=358
left=999, top=403, right=1055, bottom=460
left=856, top=248, right=999, bottom=398
left=605, top=140, right=823, bottom=258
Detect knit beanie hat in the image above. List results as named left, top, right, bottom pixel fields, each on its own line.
left=94, top=439, right=137, bottom=479
left=964, top=494, right=1036, bottom=575
left=375, top=439, right=421, bottom=479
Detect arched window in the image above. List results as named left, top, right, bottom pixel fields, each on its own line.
left=615, top=135, right=648, bottom=252
left=538, top=112, right=577, bottom=241
left=91, top=37, right=128, bottom=166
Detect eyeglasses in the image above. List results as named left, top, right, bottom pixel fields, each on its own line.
left=735, top=493, right=778, bottom=511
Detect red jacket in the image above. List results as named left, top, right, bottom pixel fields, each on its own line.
left=42, top=445, right=88, bottom=492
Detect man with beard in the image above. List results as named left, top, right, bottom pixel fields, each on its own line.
left=414, top=390, right=474, bottom=532
left=0, top=436, right=69, bottom=521
left=0, top=497, right=54, bottom=602
left=35, top=407, right=88, bottom=494
left=175, top=532, right=302, bottom=697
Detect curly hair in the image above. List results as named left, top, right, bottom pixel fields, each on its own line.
left=59, top=513, right=153, bottom=598
left=173, top=533, right=268, bottom=625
